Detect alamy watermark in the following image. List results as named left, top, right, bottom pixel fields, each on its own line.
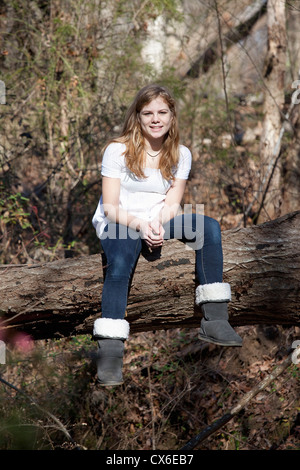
left=0, top=340, right=6, bottom=364
left=0, top=79, right=299, bottom=106
left=292, top=80, right=300, bottom=104
left=0, top=80, right=5, bottom=105
left=291, top=340, right=300, bottom=365
left=99, top=203, right=205, bottom=250
left=0, top=338, right=298, bottom=365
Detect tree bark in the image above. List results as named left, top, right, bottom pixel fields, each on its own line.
left=258, top=0, right=287, bottom=222
left=0, top=211, right=299, bottom=341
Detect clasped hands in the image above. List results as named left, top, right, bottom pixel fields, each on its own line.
left=139, top=219, right=165, bottom=249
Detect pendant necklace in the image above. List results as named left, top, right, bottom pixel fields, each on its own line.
left=147, top=150, right=161, bottom=158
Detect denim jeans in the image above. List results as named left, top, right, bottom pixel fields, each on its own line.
left=100, top=214, right=223, bottom=319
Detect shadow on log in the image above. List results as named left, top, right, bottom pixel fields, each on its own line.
left=0, top=211, right=299, bottom=340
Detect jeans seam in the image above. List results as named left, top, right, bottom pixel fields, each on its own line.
left=101, top=225, right=142, bottom=275
left=200, top=244, right=208, bottom=285
left=165, top=220, right=207, bottom=285
left=180, top=222, right=207, bottom=285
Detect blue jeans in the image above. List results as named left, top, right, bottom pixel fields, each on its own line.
left=100, top=214, right=223, bottom=319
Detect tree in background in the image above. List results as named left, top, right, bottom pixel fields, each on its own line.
left=0, top=0, right=183, bottom=262
left=257, top=0, right=287, bottom=222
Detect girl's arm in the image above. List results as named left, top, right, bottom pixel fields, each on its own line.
left=158, top=178, right=187, bottom=226
left=149, top=178, right=187, bottom=242
left=102, top=176, right=162, bottom=247
left=102, top=176, right=139, bottom=230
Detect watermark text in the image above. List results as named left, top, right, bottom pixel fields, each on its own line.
left=0, top=80, right=5, bottom=105
left=291, top=340, right=300, bottom=365
left=0, top=340, right=6, bottom=364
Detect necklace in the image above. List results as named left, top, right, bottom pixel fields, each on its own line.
left=146, top=150, right=161, bottom=158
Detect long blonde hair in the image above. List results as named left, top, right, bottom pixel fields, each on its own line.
left=110, top=84, right=180, bottom=180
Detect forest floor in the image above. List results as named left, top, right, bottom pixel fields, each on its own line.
left=0, top=95, right=299, bottom=451
left=1, top=323, right=299, bottom=450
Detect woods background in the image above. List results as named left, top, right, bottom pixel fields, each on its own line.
left=0, top=0, right=299, bottom=451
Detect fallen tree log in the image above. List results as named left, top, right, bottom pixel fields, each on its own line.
left=0, top=211, right=299, bottom=340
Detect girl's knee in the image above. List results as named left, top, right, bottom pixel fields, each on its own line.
left=106, top=256, right=135, bottom=278
left=204, top=216, right=221, bottom=244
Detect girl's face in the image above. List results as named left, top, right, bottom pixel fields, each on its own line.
left=139, top=96, right=173, bottom=145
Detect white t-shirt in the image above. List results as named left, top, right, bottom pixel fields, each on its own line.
left=92, top=142, right=192, bottom=238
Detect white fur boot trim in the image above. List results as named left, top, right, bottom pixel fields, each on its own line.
left=93, top=318, right=130, bottom=340
left=195, top=282, right=231, bottom=305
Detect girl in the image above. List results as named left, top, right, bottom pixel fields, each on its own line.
left=92, top=84, right=242, bottom=386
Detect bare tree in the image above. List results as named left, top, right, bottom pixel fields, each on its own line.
left=258, top=0, right=287, bottom=222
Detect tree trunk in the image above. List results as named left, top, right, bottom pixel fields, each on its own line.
left=0, top=211, right=299, bottom=341
left=281, top=105, right=300, bottom=214
left=258, top=0, right=287, bottom=222
left=173, top=0, right=268, bottom=78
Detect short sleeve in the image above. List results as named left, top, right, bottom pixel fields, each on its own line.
left=101, top=142, right=126, bottom=178
left=174, top=146, right=192, bottom=180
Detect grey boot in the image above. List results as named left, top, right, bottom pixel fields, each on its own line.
left=93, top=318, right=130, bottom=386
left=96, top=338, right=125, bottom=386
left=196, top=283, right=242, bottom=347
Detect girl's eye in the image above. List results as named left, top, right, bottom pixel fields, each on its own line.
left=142, top=111, right=168, bottom=115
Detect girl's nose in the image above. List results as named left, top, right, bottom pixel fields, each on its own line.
left=152, top=114, right=160, bottom=122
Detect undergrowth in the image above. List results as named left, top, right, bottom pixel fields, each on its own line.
left=0, top=326, right=299, bottom=450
